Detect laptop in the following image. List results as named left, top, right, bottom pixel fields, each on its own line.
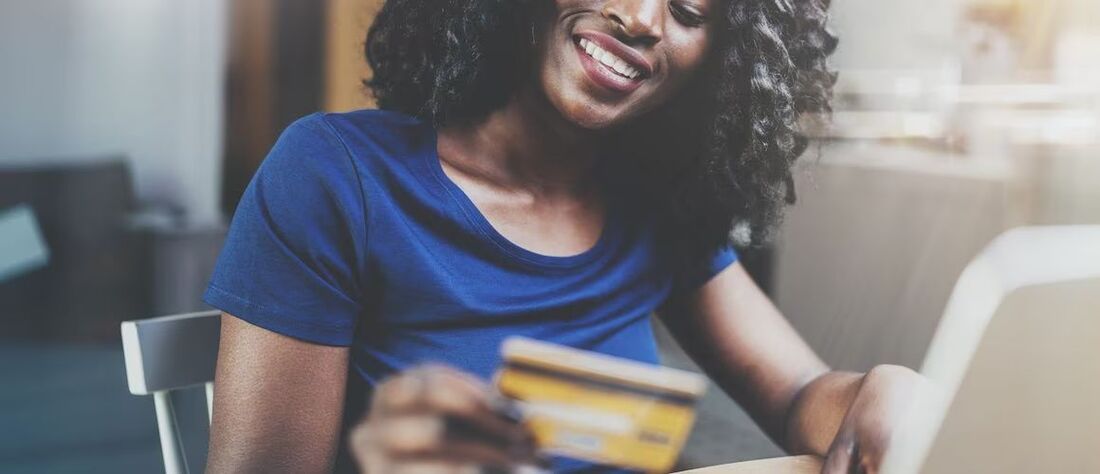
left=882, top=225, right=1100, bottom=474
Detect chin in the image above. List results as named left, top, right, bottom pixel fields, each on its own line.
left=533, top=43, right=656, bottom=131
left=550, top=89, right=640, bottom=131
left=566, top=108, right=621, bottom=130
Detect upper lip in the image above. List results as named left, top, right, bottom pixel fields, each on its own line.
left=573, top=30, right=655, bottom=78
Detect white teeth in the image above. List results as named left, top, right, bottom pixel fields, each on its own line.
left=611, top=59, right=626, bottom=73
left=577, top=38, right=642, bottom=80
left=613, top=59, right=630, bottom=76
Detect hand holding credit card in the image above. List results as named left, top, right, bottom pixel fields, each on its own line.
left=495, top=337, right=707, bottom=473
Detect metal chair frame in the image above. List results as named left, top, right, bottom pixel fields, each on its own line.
left=122, top=310, right=221, bottom=474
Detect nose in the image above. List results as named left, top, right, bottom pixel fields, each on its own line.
left=602, top=0, right=664, bottom=45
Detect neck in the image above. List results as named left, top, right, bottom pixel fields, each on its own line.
left=436, top=86, right=603, bottom=197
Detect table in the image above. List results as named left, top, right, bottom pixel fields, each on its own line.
left=674, top=455, right=823, bottom=474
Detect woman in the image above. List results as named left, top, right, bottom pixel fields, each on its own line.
left=204, top=0, right=923, bottom=473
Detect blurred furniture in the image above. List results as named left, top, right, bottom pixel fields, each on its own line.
left=673, top=455, right=822, bottom=474
left=1011, top=142, right=1100, bottom=226
left=144, top=226, right=226, bottom=316
left=883, top=226, right=1100, bottom=474
left=0, top=159, right=227, bottom=343
left=0, top=159, right=149, bottom=341
left=0, top=204, right=49, bottom=282
left=774, top=144, right=1020, bottom=371
left=122, top=310, right=221, bottom=474
left=775, top=138, right=1100, bottom=373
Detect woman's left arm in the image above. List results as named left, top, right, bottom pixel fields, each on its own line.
left=658, top=262, right=924, bottom=473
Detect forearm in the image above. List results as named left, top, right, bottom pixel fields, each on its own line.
left=784, top=370, right=864, bottom=456
left=659, top=265, right=893, bottom=457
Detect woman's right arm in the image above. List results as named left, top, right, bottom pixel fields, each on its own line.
left=206, top=313, right=350, bottom=473
left=207, top=314, right=538, bottom=473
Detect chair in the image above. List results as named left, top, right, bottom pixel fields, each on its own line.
left=121, top=310, right=222, bottom=474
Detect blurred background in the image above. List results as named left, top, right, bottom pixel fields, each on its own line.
left=0, top=0, right=1097, bottom=472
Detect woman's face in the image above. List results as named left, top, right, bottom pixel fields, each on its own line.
left=536, top=0, right=718, bottom=130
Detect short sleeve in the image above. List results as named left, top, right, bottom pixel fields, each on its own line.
left=668, top=242, right=739, bottom=298
left=203, top=113, right=367, bottom=346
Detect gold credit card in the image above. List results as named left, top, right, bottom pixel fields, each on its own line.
left=495, top=337, right=707, bottom=473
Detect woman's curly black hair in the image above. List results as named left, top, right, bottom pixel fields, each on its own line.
left=365, top=0, right=837, bottom=267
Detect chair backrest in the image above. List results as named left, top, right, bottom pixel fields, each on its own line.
left=121, top=310, right=221, bottom=474
left=882, top=226, right=1100, bottom=474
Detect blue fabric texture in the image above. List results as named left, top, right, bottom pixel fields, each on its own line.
left=203, top=110, right=738, bottom=473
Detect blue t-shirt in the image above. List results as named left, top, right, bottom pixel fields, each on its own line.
left=203, top=110, right=737, bottom=473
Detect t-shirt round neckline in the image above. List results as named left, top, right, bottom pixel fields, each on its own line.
left=419, top=132, right=621, bottom=270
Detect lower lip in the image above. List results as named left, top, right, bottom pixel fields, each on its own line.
left=574, top=40, right=645, bottom=95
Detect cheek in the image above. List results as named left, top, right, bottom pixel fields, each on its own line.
left=664, top=39, right=713, bottom=91
left=534, top=43, right=594, bottom=121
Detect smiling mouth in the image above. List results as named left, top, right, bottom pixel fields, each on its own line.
left=575, top=37, right=647, bottom=81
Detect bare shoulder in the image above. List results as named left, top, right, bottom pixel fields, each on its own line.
left=206, top=314, right=350, bottom=473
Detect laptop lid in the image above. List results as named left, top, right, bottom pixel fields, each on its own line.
left=882, top=226, right=1100, bottom=474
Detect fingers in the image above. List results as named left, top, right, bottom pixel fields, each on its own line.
left=849, top=443, right=866, bottom=474
left=353, top=364, right=539, bottom=473
left=373, top=365, right=531, bottom=447
left=367, top=415, right=523, bottom=466
left=821, top=427, right=857, bottom=474
left=374, top=365, right=493, bottom=415
left=822, top=428, right=880, bottom=474
left=351, top=408, right=531, bottom=472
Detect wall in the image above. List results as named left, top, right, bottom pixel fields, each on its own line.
left=0, top=0, right=228, bottom=226
left=324, top=0, right=381, bottom=112
left=830, top=0, right=961, bottom=73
